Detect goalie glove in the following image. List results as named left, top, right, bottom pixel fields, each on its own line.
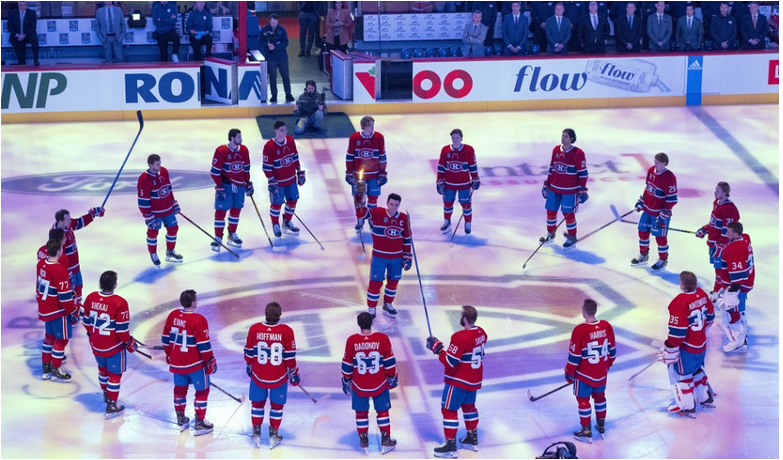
left=541, top=182, right=550, bottom=199
left=436, top=180, right=445, bottom=195
left=288, top=367, right=301, bottom=386
left=245, top=181, right=254, bottom=197
left=426, top=336, right=444, bottom=355
left=89, top=207, right=105, bottom=218
left=215, top=186, right=226, bottom=202
left=695, top=226, right=708, bottom=239
left=634, top=196, right=644, bottom=212
left=402, top=252, right=412, bottom=271
left=297, top=170, right=306, bottom=186
left=377, top=171, right=388, bottom=187
left=341, top=376, right=352, bottom=396
left=657, top=345, right=680, bottom=365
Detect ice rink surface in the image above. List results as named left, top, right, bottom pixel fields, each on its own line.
left=1, top=104, right=779, bottom=459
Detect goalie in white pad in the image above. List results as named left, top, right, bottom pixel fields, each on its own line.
left=719, top=289, right=746, bottom=352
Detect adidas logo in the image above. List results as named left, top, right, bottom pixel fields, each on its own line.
left=688, top=60, right=702, bottom=70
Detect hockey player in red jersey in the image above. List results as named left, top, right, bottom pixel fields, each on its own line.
left=658, top=271, right=715, bottom=416
left=137, top=154, right=183, bottom=267
left=718, top=222, right=754, bottom=353
left=37, top=228, right=69, bottom=267
left=540, top=128, right=588, bottom=250
left=357, top=193, right=412, bottom=319
left=53, top=206, right=105, bottom=306
left=341, top=312, right=398, bottom=454
left=427, top=305, right=487, bottom=458
left=161, top=290, right=217, bottom=435
left=694, top=181, right=740, bottom=299
left=210, top=128, right=253, bottom=251
left=631, top=152, right=677, bottom=271
left=82, top=270, right=137, bottom=419
left=37, top=239, right=77, bottom=382
left=564, top=299, right=616, bottom=443
left=262, top=121, right=306, bottom=238
left=346, top=116, right=387, bottom=232
left=244, top=302, right=300, bottom=449
left=436, top=129, right=480, bottom=234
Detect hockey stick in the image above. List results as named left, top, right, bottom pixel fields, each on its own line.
left=274, top=191, right=325, bottom=251
left=249, top=195, right=276, bottom=249
left=298, top=384, right=317, bottom=404
left=522, top=217, right=565, bottom=269
left=139, top=344, right=165, bottom=350
left=527, top=382, right=571, bottom=402
left=357, top=224, right=367, bottom=262
left=610, top=204, right=696, bottom=234
left=210, top=382, right=243, bottom=404
left=407, top=211, right=433, bottom=337
left=179, top=212, right=240, bottom=258
left=135, top=349, right=153, bottom=360
left=101, top=110, right=144, bottom=209
left=616, top=219, right=697, bottom=234
left=448, top=188, right=475, bottom=248
left=575, top=207, right=636, bottom=244
left=627, top=359, right=657, bottom=381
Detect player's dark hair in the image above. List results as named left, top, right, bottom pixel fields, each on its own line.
left=450, top=128, right=463, bottom=138
left=462, top=305, right=478, bottom=324
left=654, top=152, right=669, bottom=165
left=228, top=128, right=241, bottom=141
left=99, top=270, right=118, bottom=293
left=147, top=154, right=161, bottom=166
left=46, top=239, right=61, bottom=257
left=679, top=271, right=698, bottom=292
left=48, top=227, right=65, bottom=243
left=273, top=120, right=286, bottom=130
left=583, top=299, right=598, bottom=316
left=265, top=302, right=282, bottom=324
left=717, top=181, right=731, bottom=197
left=54, top=209, right=70, bottom=222
left=270, top=13, right=278, bottom=20
left=360, top=116, right=375, bottom=129
left=387, top=193, right=402, bottom=203
left=305, top=79, right=317, bottom=89
left=563, top=128, right=576, bottom=143
left=180, top=289, right=197, bottom=308
left=357, top=312, right=373, bottom=330
left=728, top=221, right=743, bottom=235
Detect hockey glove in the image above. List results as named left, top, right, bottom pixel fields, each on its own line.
left=205, top=357, right=218, bottom=375
left=89, top=207, right=105, bottom=218
left=125, top=337, right=138, bottom=353
left=245, top=181, right=254, bottom=197
left=69, top=312, right=80, bottom=325
left=288, top=367, right=301, bottom=386
left=297, top=170, right=306, bottom=186
left=377, top=171, right=388, bottom=187
left=345, top=171, right=357, bottom=186
left=577, top=187, right=589, bottom=204
left=471, top=178, right=481, bottom=191
left=246, top=364, right=253, bottom=377
left=656, top=209, right=672, bottom=227
left=541, top=182, right=549, bottom=199
left=144, top=214, right=162, bottom=230
left=695, top=226, right=708, bottom=239
left=660, top=209, right=672, bottom=219
left=215, top=186, right=226, bottom=202
left=165, top=353, right=171, bottom=365
left=341, top=376, right=352, bottom=396
left=634, top=196, right=644, bottom=212
left=564, top=373, right=575, bottom=384
left=172, top=201, right=181, bottom=214
left=719, top=288, right=740, bottom=313
left=436, top=180, right=445, bottom=195
left=386, top=374, right=398, bottom=389
left=402, top=252, right=412, bottom=271
left=267, top=178, right=279, bottom=194
left=657, top=345, right=679, bottom=365
left=426, top=336, right=444, bottom=355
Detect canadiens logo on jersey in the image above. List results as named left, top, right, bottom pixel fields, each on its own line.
left=385, top=227, right=402, bottom=238
left=555, top=163, right=567, bottom=172
left=158, top=185, right=171, bottom=197
left=281, top=155, right=294, bottom=166
left=447, top=161, right=465, bottom=171
left=230, top=163, right=243, bottom=172
left=357, top=149, right=376, bottom=159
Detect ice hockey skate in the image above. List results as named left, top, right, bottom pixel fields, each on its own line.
left=630, top=253, right=649, bottom=266
left=562, top=233, right=577, bottom=250
left=104, top=401, right=125, bottom=420
left=102, top=389, right=109, bottom=404
left=595, top=419, right=606, bottom=439
left=440, top=219, right=452, bottom=234
left=50, top=367, right=72, bottom=383
left=573, top=425, right=593, bottom=443
left=358, top=432, right=369, bottom=453
left=723, top=337, right=748, bottom=353
left=41, top=362, right=52, bottom=380
left=150, top=253, right=161, bottom=267
left=381, top=434, right=397, bottom=454
left=650, top=259, right=668, bottom=271
left=464, top=221, right=472, bottom=234
left=434, top=439, right=458, bottom=458
left=667, top=403, right=697, bottom=418
left=273, top=224, right=282, bottom=238
left=699, top=390, right=716, bottom=408
left=251, top=425, right=261, bottom=448
left=210, top=237, right=222, bottom=253
left=459, top=429, right=478, bottom=451
left=382, top=303, right=398, bottom=318
left=165, top=249, right=183, bottom=263
left=227, top=232, right=243, bottom=248
left=176, top=411, right=190, bottom=432
left=368, top=307, right=376, bottom=319
left=269, top=427, right=283, bottom=449
left=193, top=416, right=213, bottom=436
left=539, top=232, right=555, bottom=244
left=283, top=219, right=300, bottom=235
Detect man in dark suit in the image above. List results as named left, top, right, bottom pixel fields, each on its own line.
left=578, top=1, right=609, bottom=53
left=740, top=2, right=768, bottom=50
left=615, top=1, right=643, bottom=52
left=646, top=0, right=672, bottom=51
left=8, top=1, right=40, bottom=66
left=546, top=2, right=571, bottom=55
left=95, top=1, right=127, bottom=63
left=708, top=2, right=739, bottom=50
left=501, top=1, right=528, bottom=55
left=675, top=4, right=703, bottom=51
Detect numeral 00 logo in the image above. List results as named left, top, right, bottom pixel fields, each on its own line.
left=413, top=70, right=473, bottom=99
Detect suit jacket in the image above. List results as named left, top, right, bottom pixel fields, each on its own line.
left=502, top=13, right=529, bottom=49
left=577, top=13, right=609, bottom=52
left=647, top=13, right=672, bottom=50
left=8, top=7, right=37, bottom=38
left=740, top=13, right=768, bottom=48
left=325, top=7, right=354, bottom=46
left=462, top=21, right=488, bottom=56
left=545, top=15, right=571, bottom=53
left=95, top=5, right=127, bottom=43
left=676, top=15, right=703, bottom=50
left=615, top=14, right=642, bottom=52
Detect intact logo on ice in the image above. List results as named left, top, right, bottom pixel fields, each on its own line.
left=1, top=170, right=212, bottom=196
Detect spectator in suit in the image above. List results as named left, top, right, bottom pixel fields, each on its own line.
left=647, top=1, right=672, bottom=51
left=609, top=0, right=637, bottom=26
left=578, top=1, right=610, bottom=53
left=668, top=1, right=695, bottom=24
left=501, top=1, right=528, bottom=55
left=675, top=4, right=703, bottom=51
left=260, top=13, right=295, bottom=103
left=546, top=2, right=571, bottom=54
left=615, top=1, right=643, bottom=52
left=8, top=1, right=40, bottom=66
left=740, top=2, right=768, bottom=49
left=462, top=10, right=488, bottom=57
left=325, top=0, right=354, bottom=53
left=96, top=1, right=126, bottom=63
left=153, top=1, right=181, bottom=62
left=564, top=1, right=587, bottom=50
left=473, top=1, right=498, bottom=46
left=708, top=2, right=739, bottom=50
left=186, top=1, right=213, bottom=60
left=530, top=1, right=555, bottom=49
left=639, top=1, right=657, bottom=48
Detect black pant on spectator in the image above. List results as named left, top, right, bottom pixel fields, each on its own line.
left=156, top=30, right=181, bottom=62
left=267, top=59, right=292, bottom=98
left=190, top=33, right=213, bottom=60
left=299, top=12, right=318, bottom=52
left=10, top=34, right=39, bottom=65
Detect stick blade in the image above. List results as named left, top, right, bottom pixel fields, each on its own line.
left=136, top=110, right=144, bottom=129
left=527, top=389, right=534, bottom=401
left=609, top=204, right=622, bottom=221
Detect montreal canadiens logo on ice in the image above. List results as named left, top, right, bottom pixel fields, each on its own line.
left=1, top=170, right=211, bottom=195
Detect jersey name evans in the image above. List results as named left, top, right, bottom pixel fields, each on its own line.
left=589, top=330, right=606, bottom=340
left=354, top=341, right=381, bottom=351
left=255, top=332, right=283, bottom=342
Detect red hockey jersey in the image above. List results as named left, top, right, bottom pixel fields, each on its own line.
left=565, top=320, right=616, bottom=386
left=244, top=322, right=297, bottom=388
left=161, top=309, right=214, bottom=374
left=641, top=166, right=677, bottom=216
left=210, top=144, right=251, bottom=187
left=37, top=243, right=69, bottom=267
left=52, top=213, right=94, bottom=277
left=36, top=258, right=75, bottom=321
left=366, top=208, right=412, bottom=259
left=342, top=332, right=397, bottom=397
left=82, top=291, right=131, bottom=357
left=706, top=199, right=740, bottom=247
left=437, top=144, right=479, bottom=190
left=137, top=167, right=177, bottom=218
left=665, top=288, right=715, bottom=354
left=440, top=326, right=487, bottom=391
left=262, top=136, right=301, bottom=187
left=545, top=145, right=588, bottom=194
left=720, top=234, right=755, bottom=292
left=346, top=131, right=386, bottom=180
